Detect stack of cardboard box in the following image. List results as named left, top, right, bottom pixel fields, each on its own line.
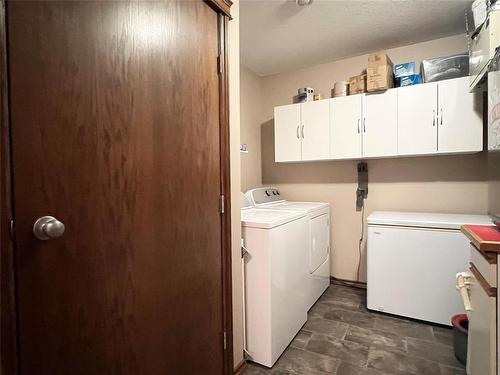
left=367, top=52, right=394, bottom=92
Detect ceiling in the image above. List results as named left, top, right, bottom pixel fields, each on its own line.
left=240, top=0, right=472, bottom=76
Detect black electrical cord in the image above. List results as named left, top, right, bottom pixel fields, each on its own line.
left=357, top=203, right=365, bottom=282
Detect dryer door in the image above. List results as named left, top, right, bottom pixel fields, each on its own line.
left=310, top=214, right=329, bottom=273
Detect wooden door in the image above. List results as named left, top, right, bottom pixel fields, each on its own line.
left=362, top=89, right=398, bottom=158
left=330, top=95, right=362, bottom=159
left=437, top=77, right=483, bottom=153
left=397, top=82, right=438, bottom=156
left=6, top=1, right=230, bottom=374
left=274, top=104, right=301, bottom=162
left=301, top=100, right=330, bottom=161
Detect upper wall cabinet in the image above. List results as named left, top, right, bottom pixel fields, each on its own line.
left=274, top=77, right=483, bottom=163
left=437, top=77, right=483, bottom=153
left=330, top=91, right=397, bottom=159
left=398, top=82, right=438, bottom=155
left=398, top=77, right=483, bottom=156
left=363, top=89, right=398, bottom=158
left=274, top=104, right=301, bottom=162
left=274, top=101, right=329, bottom=162
left=330, top=95, right=362, bottom=159
left=301, top=100, right=330, bottom=161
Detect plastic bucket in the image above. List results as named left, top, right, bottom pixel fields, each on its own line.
left=451, top=314, right=468, bottom=366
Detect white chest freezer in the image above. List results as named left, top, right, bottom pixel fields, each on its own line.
left=367, top=211, right=492, bottom=325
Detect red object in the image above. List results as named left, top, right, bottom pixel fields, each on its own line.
left=452, top=314, right=468, bottom=334
left=462, top=224, right=500, bottom=253
left=465, top=225, right=500, bottom=242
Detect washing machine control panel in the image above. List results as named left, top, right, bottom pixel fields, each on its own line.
left=247, top=187, right=283, bottom=205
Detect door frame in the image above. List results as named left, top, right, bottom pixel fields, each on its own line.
left=0, top=1, right=234, bottom=373
left=211, top=1, right=235, bottom=374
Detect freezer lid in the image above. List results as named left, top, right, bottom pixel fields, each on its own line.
left=367, top=211, right=493, bottom=229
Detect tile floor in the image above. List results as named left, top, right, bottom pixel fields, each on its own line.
left=244, top=284, right=465, bottom=375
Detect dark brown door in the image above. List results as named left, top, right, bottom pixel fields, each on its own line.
left=7, top=1, right=228, bottom=374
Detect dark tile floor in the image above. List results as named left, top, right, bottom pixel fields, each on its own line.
left=244, top=284, right=465, bottom=375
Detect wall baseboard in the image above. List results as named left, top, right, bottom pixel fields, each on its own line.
left=330, top=276, right=367, bottom=289
left=234, top=359, right=247, bottom=375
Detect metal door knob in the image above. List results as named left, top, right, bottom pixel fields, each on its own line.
left=33, top=216, right=65, bottom=240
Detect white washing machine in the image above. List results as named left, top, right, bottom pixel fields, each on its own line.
left=241, top=196, right=309, bottom=367
left=245, top=187, right=331, bottom=310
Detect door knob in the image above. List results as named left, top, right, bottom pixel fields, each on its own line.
left=33, top=216, right=65, bottom=240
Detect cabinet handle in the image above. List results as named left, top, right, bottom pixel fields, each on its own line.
left=363, top=118, right=366, bottom=133
left=357, top=119, right=360, bottom=134
left=440, top=108, right=443, bottom=125
left=296, top=125, right=300, bottom=139
left=433, top=110, right=435, bottom=126
left=301, top=125, right=305, bottom=139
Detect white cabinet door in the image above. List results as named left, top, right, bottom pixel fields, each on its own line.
left=397, top=82, right=438, bottom=155
left=274, top=104, right=301, bottom=162
left=330, top=95, right=362, bottom=159
left=301, top=100, right=330, bottom=161
left=438, top=77, right=483, bottom=153
left=362, top=89, right=398, bottom=157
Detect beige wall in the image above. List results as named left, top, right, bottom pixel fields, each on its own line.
left=240, top=65, right=264, bottom=191
left=241, top=34, right=489, bottom=283
left=228, top=0, right=244, bottom=369
left=488, top=151, right=500, bottom=217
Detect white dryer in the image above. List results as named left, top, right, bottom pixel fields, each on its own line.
left=245, top=187, right=331, bottom=310
left=241, top=196, right=309, bottom=367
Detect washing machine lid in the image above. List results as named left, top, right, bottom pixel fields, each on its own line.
left=367, top=211, right=493, bottom=230
left=241, top=208, right=305, bottom=229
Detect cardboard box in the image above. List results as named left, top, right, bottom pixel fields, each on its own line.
left=349, top=74, right=367, bottom=94
left=394, top=62, right=416, bottom=78
left=395, top=74, right=421, bottom=87
left=367, top=52, right=394, bottom=92
left=367, top=65, right=394, bottom=92
left=368, top=52, right=393, bottom=68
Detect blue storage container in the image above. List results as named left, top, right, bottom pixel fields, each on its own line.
left=394, top=62, right=416, bottom=78
left=395, top=74, right=421, bottom=87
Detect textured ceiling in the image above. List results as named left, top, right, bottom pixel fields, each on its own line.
left=240, top=0, right=472, bottom=76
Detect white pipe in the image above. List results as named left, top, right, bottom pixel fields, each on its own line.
left=456, top=272, right=472, bottom=314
